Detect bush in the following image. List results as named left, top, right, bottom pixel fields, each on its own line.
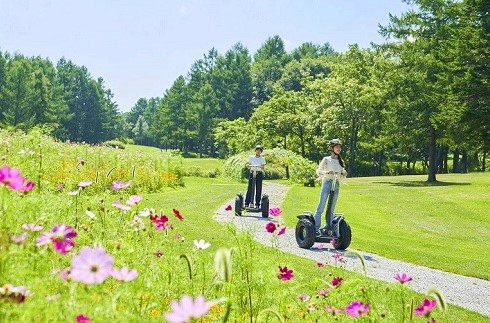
left=103, top=140, right=126, bottom=149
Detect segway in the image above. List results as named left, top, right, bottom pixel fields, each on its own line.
left=295, top=172, right=351, bottom=250
left=234, top=168, right=269, bottom=218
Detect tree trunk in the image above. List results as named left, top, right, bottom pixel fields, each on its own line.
left=483, top=151, right=487, bottom=172
left=443, top=148, right=448, bottom=173
left=461, top=150, right=468, bottom=173
left=427, top=125, right=437, bottom=182
left=452, top=149, right=460, bottom=173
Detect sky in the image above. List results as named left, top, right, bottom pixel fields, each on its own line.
left=1, top=0, right=410, bottom=112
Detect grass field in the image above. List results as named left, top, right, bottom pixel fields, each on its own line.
left=281, top=172, right=490, bottom=280
left=2, top=134, right=488, bottom=322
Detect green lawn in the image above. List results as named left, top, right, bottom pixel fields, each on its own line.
left=281, top=172, right=490, bottom=280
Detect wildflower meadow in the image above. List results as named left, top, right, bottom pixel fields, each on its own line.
left=0, top=129, right=486, bottom=322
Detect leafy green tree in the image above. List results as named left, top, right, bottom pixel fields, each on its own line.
left=1, top=56, right=35, bottom=130
left=251, top=35, right=291, bottom=107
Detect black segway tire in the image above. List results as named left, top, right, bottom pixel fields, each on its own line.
left=295, top=218, right=316, bottom=249
left=234, top=195, right=242, bottom=216
left=261, top=195, right=269, bottom=218
left=332, top=220, right=351, bottom=250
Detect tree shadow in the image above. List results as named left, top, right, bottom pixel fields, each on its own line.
left=376, top=180, right=471, bottom=187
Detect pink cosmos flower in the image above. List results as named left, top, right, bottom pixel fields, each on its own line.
left=126, top=195, right=142, bottom=205
left=112, top=201, right=131, bottom=211
left=150, top=214, right=169, bottom=230
left=325, top=305, right=342, bottom=315
left=57, top=183, right=64, bottom=191
left=0, top=284, right=32, bottom=303
left=173, top=232, right=182, bottom=240
left=278, top=227, right=286, bottom=236
left=79, top=159, right=86, bottom=166
left=314, top=243, right=325, bottom=250
left=269, top=207, right=282, bottom=217
left=59, top=268, right=71, bottom=280
left=225, top=204, right=232, bottom=211
left=77, top=181, right=92, bottom=188
left=0, top=165, right=34, bottom=193
left=330, top=238, right=337, bottom=245
left=265, top=222, right=277, bottom=233
left=36, top=224, right=77, bottom=254
left=165, top=295, right=210, bottom=323
left=345, top=300, right=371, bottom=317
left=10, top=233, right=27, bottom=245
left=70, top=246, right=114, bottom=284
left=173, top=208, right=184, bottom=221
left=154, top=250, right=163, bottom=257
left=277, top=266, right=294, bottom=281
left=394, top=273, right=413, bottom=284
left=76, top=314, right=91, bottom=322
left=317, top=262, right=325, bottom=268
left=316, top=288, right=329, bottom=298
left=22, top=223, right=43, bottom=231
left=297, top=294, right=310, bottom=302
left=111, top=266, right=138, bottom=282
left=332, top=252, right=346, bottom=263
left=112, top=180, right=130, bottom=190
left=415, top=299, right=437, bottom=316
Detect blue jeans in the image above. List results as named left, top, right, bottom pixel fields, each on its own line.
left=313, top=179, right=339, bottom=231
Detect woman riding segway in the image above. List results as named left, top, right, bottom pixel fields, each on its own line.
left=313, top=139, right=347, bottom=235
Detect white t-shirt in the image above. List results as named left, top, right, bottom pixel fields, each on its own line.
left=316, top=156, right=345, bottom=181
left=248, top=155, right=266, bottom=172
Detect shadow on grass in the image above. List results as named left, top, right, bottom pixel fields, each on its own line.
left=376, top=180, right=471, bottom=187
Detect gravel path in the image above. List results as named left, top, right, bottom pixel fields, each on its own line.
left=214, top=182, right=490, bottom=317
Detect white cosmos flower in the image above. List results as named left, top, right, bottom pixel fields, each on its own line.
left=193, top=239, right=211, bottom=250
left=85, top=210, right=96, bottom=219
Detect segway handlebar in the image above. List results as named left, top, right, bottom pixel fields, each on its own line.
left=249, top=165, right=262, bottom=172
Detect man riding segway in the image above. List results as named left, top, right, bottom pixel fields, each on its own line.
left=245, top=145, right=266, bottom=208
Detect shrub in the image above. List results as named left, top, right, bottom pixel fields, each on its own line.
left=103, top=140, right=126, bottom=149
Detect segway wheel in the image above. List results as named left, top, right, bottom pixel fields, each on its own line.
left=234, top=195, right=243, bottom=217
left=332, top=220, right=351, bottom=250
left=295, top=218, right=316, bottom=249
left=261, top=195, right=269, bottom=218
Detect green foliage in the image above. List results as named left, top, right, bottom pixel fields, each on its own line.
left=102, top=140, right=126, bottom=149
left=0, top=129, right=184, bottom=194
left=0, top=169, right=485, bottom=321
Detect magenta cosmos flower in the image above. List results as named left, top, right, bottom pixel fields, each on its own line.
left=70, top=246, right=114, bottom=284
left=278, top=227, right=286, bottom=235
left=111, top=266, right=138, bottom=282
left=331, top=277, right=343, bottom=287
left=345, top=300, right=371, bottom=317
left=265, top=222, right=277, bottom=233
left=277, top=266, right=294, bottom=281
left=394, top=272, right=413, bottom=284
left=415, top=299, right=437, bottom=316
left=225, top=204, right=232, bottom=211
left=173, top=208, right=184, bottom=221
left=269, top=207, right=282, bottom=217
left=36, top=224, right=77, bottom=254
left=76, top=314, right=90, bottom=322
left=0, top=165, right=34, bottom=192
left=112, top=180, right=130, bottom=190
left=165, top=295, right=210, bottom=323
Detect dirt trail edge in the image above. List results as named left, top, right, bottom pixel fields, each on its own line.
left=213, top=182, right=490, bottom=317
